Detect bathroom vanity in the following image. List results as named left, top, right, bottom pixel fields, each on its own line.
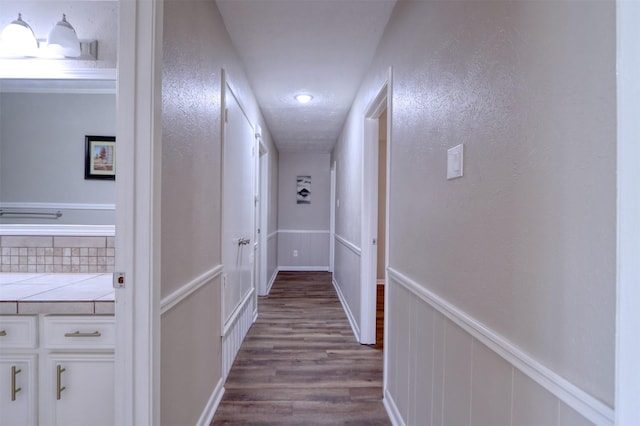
left=0, top=273, right=114, bottom=426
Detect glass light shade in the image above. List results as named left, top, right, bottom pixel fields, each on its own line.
left=47, top=14, right=81, bottom=58
left=0, top=13, right=38, bottom=57
left=295, top=94, right=313, bottom=104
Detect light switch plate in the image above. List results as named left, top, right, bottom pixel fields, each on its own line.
left=447, top=144, right=464, bottom=180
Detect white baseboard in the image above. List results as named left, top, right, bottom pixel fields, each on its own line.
left=383, top=388, right=405, bottom=426
left=387, top=267, right=614, bottom=426
left=196, top=378, right=225, bottom=426
left=265, top=269, right=278, bottom=295
left=278, top=266, right=330, bottom=272
left=332, top=277, right=360, bottom=341
left=377, top=279, right=385, bottom=286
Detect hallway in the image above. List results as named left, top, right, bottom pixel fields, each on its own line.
left=211, top=272, right=389, bottom=425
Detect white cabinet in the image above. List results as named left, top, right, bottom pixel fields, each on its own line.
left=0, top=315, right=114, bottom=426
left=0, top=355, right=38, bottom=426
left=0, top=316, right=38, bottom=426
left=44, top=353, right=114, bottom=426
left=40, top=316, right=115, bottom=426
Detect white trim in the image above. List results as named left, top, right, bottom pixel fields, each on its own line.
left=222, top=288, right=255, bottom=337
left=387, top=267, right=614, bottom=426
left=0, top=67, right=117, bottom=80
left=221, top=288, right=255, bottom=379
left=616, top=1, right=640, bottom=424
left=114, top=0, right=163, bottom=425
left=195, top=377, right=225, bottom=426
left=383, top=388, right=405, bottom=426
left=267, top=231, right=278, bottom=240
left=335, top=233, right=362, bottom=256
left=360, top=78, right=390, bottom=346
left=278, top=229, right=330, bottom=234
left=266, top=268, right=278, bottom=295
left=0, top=202, right=115, bottom=210
left=0, top=224, right=115, bottom=236
left=376, top=279, right=385, bottom=286
left=278, top=266, right=330, bottom=272
left=160, top=265, right=223, bottom=315
left=329, top=162, right=336, bottom=273
left=332, top=277, right=360, bottom=340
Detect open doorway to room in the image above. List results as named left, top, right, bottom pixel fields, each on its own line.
left=361, top=74, right=391, bottom=347
left=375, top=108, right=388, bottom=348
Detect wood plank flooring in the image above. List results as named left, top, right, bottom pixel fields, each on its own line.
left=212, top=271, right=389, bottom=425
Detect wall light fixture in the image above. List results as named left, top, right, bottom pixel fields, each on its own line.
left=0, top=13, right=38, bottom=57
left=0, top=13, right=97, bottom=60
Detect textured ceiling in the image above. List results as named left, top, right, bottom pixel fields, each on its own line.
left=216, top=0, right=396, bottom=153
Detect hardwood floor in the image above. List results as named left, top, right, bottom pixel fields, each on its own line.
left=212, top=271, right=389, bottom=425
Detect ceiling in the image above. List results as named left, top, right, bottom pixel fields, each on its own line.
left=216, top=0, right=397, bottom=153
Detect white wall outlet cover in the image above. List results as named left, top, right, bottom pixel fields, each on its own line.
left=447, top=144, right=464, bottom=180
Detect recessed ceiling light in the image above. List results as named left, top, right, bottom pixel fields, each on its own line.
left=295, top=94, right=313, bottom=104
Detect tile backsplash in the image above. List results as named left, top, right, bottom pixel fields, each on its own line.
left=0, top=235, right=115, bottom=273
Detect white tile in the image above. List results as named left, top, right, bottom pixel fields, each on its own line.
left=18, top=301, right=94, bottom=315
left=470, top=340, right=512, bottom=426
left=1, top=236, right=53, bottom=248
left=21, top=282, right=113, bottom=302
left=0, top=283, right=67, bottom=300
left=95, top=301, right=115, bottom=314
left=53, top=236, right=106, bottom=248
left=0, top=301, right=18, bottom=314
left=512, top=369, right=559, bottom=426
left=0, top=273, right=41, bottom=284
left=16, top=274, right=98, bottom=285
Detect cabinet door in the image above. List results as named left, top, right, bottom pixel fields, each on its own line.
left=0, top=355, right=37, bottom=426
left=45, top=353, right=114, bottom=426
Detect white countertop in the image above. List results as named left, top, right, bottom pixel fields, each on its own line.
left=0, top=273, right=114, bottom=315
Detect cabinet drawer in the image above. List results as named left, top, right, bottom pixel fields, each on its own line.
left=0, top=316, right=37, bottom=349
left=42, top=316, right=115, bottom=350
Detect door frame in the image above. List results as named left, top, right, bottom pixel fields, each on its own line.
left=615, top=1, right=640, bottom=423
left=114, top=0, right=163, bottom=425
left=360, top=68, right=392, bottom=345
left=329, top=161, right=336, bottom=273
left=256, top=136, right=269, bottom=296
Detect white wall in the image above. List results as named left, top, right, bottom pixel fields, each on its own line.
left=160, top=1, right=277, bottom=424
left=0, top=92, right=116, bottom=224
left=277, top=152, right=330, bottom=270
left=333, top=1, right=616, bottom=424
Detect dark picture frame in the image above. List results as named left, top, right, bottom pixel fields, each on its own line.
left=85, top=135, right=116, bottom=180
left=297, top=175, right=311, bottom=204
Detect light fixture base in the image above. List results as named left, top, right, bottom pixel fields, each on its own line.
left=79, top=40, right=98, bottom=60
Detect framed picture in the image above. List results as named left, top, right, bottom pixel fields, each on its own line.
left=297, top=175, right=311, bottom=204
left=85, top=135, right=116, bottom=180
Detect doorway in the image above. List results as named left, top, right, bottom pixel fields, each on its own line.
left=361, top=73, right=391, bottom=346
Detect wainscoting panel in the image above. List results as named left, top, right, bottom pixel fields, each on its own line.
left=277, top=230, right=329, bottom=270
left=161, top=274, right=222, bottom=426
left=332, top=235, right=361, bottom=339
left=385, top=268, right=608, bottom=426
left=222, top=289, right=255, bottom=379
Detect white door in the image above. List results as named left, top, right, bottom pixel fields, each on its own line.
left=222, top=83, right=255, bottom=323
